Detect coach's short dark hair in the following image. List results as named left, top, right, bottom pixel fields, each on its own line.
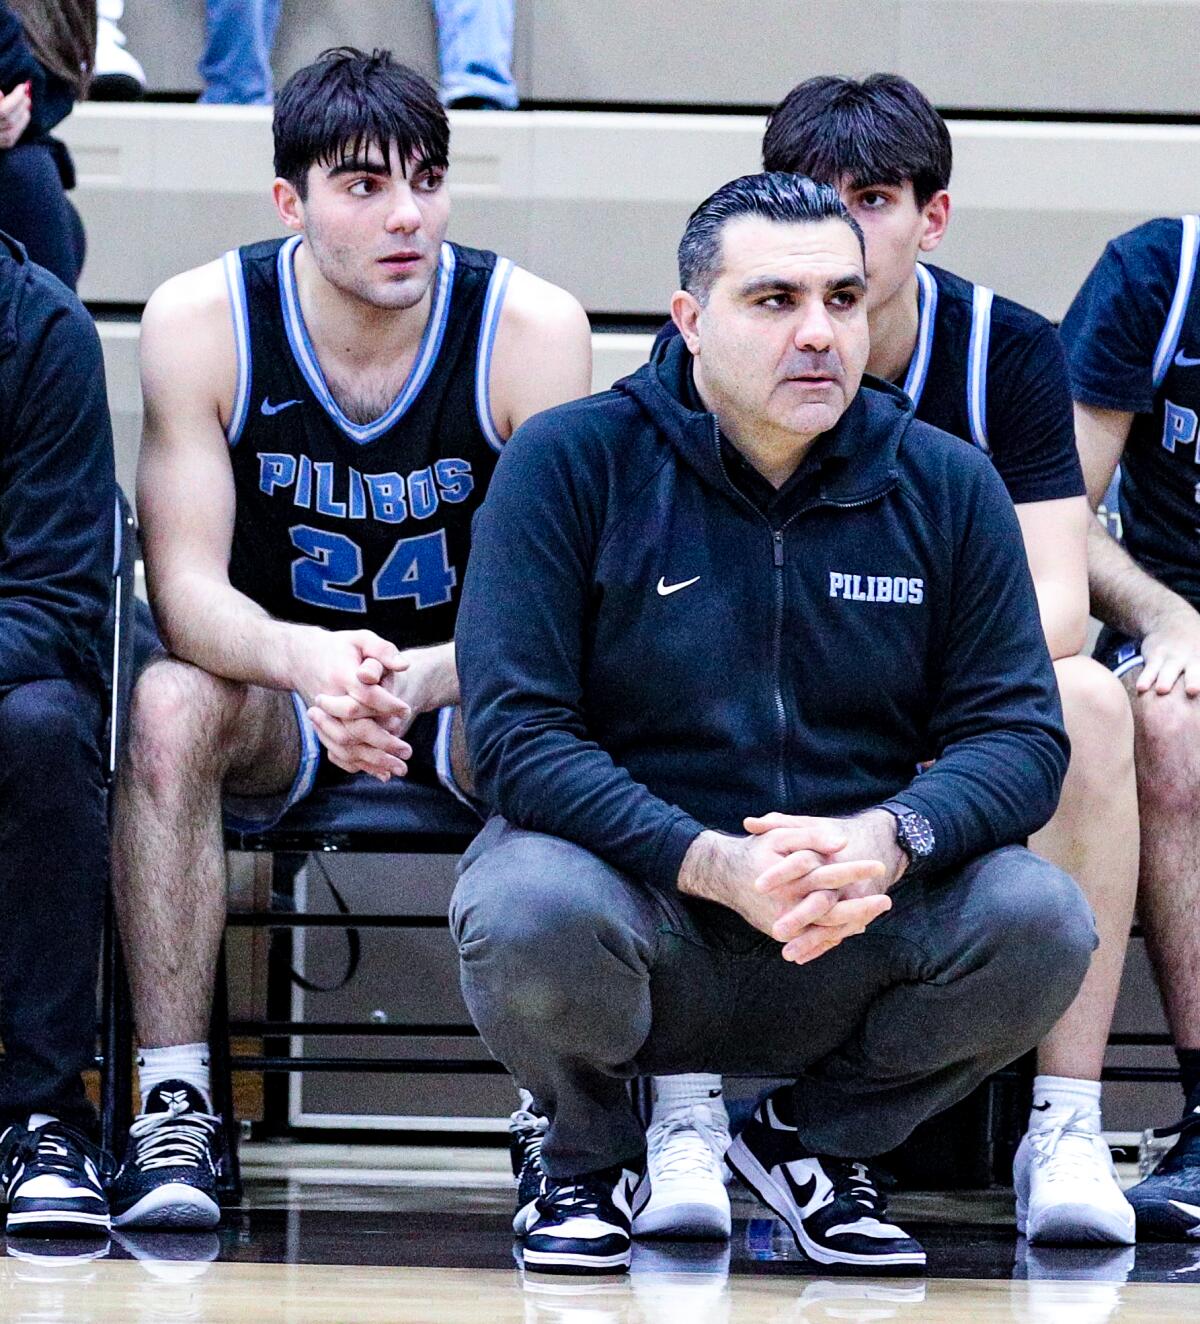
left=762, top=74, right=952, bottom=207
left=274, top=47, right=449, bottom=196
left=678, top=172, right=864, bottom=303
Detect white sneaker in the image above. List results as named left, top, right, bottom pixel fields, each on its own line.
left=93, top=0, right=146, bottom=100
left=1014, top=1113, right=1136, bottom=1246
left=632, top=1086, right=731, bottom=1240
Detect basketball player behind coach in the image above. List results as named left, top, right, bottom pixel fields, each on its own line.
left=108, top=47, right=591, bottom=1231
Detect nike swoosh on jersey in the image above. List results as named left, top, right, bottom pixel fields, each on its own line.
left=260, top=397, right=303, bottom=416
left=1174, top=350, right=1200, bottom=368
left=656, top=575, right=700, bottom=597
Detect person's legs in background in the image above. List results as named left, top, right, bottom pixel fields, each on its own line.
left=432, top=0, right=517, bottom=109
left=199, top=0, right=283, bottom=106
left=93, top=0, right=147, bottom=101
left=0, top=679, right=110, bottom=1235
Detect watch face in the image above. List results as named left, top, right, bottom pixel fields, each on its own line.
left=900, top=811, right=935, bottom=858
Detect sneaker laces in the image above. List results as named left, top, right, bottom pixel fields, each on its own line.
left=1, top=1122, right=113, bottom=1191
left=648, top=1102, right=729, bottom=1179
left=1028, top=1108, right=1110, bottom=1184
left=1153, top=1103, right=1200, bottom=1142
left=824, top=1159, right=891, bottom=1215
left=535, top=1172, right=611, bottom=1221
left=508, top=1107, right=548, bottom=1179
left=128, top=1099, right=220, bottom=1172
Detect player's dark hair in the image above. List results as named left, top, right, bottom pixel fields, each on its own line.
left=274, top=47, right=449, bottom=197
left=762, top=73, right=952, bottom=207
left=678, top=172, right=864, bottom=303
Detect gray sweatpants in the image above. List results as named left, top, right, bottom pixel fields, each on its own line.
left=450, top=817, right=1097, bottom=1178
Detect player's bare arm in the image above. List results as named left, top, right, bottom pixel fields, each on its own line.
left=1014, top=496, right=1090, bottom=660
left=489, top=266, right=593, bottom=435
left=1076, top=401, right=1200, bottom=695
left=137, top=262, right=411, bottom=762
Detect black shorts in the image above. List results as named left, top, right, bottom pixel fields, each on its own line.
left=1093, top=625, right=1144, bottom=679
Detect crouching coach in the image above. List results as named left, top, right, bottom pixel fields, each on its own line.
left=451, top=174, right=1096, bottom=1276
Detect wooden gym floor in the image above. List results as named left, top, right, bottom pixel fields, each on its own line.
left=4, top=1145, right=1199, bottom=1322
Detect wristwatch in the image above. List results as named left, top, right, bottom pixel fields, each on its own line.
left=879, top=801, right=936, bottom=875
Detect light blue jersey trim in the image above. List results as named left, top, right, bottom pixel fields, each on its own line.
left=967, top=284, right=994, bottom=453
left=902, top=264, right=938, bottom=408
left=222, top=249, right=252, bottom=446
left=1112, top=651, right=1145, bottom=680
left=475, top=258, right=515, bottom=454
left=434, top=704, right=480, bottom=813
left=1152, top=215, right=1200, bottom=388
left=277, top=236, right=457, bottom=445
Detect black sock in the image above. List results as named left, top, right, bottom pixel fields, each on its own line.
left=1175, top=1048, right=1200, bottom=1108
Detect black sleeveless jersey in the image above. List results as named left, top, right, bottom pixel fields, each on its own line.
left=1061, top=216, right=1200, bottom=606
left=221, top=235, right=514, bottom=646
left=899, top=264, right=1083, bottom=505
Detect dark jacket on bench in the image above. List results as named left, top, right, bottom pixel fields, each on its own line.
left=0, top=233, right=114, bottom=690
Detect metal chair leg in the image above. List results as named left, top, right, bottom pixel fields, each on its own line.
left=210, top=940, right=243, bottom=1204
left=100, top=893, right=134, bottom=1158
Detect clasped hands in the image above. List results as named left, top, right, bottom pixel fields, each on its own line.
left=295, top=628, right=446, bottom=781
left=680, top=810, right=906, bottom=966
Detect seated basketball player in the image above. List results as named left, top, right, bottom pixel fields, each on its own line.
left=1062, top=218, right=1200, bottom=1239
left=0, top=231, right=115, bottom=1237
left=453, top=172, right=1097, bottom=1275
left=513, top=73, right=1138, bottom=1249
left=108, top=47, right=591, bottom=1229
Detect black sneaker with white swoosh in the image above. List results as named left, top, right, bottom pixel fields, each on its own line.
left=521, top=1162, right=648, bottom=1275
left=0, top=1119, right=112, bottom=1236
left=724, top=1089, right=925, bottom=1271
left=108, top=1083, right=222, bottom=1230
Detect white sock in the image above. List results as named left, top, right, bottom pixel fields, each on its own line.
left=1029, top=1074, right=1102, bottom=1132
left=138, top=1043, right=212, bottom=1112
left=27, top=1113, right=57, bottom=1130
left=652, top=1074, right=728, bottom=1123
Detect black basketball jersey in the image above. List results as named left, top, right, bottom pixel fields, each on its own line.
left=222, top=236, right=514, bottom=647
left=900, top=263, right=1083, bottom=505
left=1061, top=216, right=1200, bottom=606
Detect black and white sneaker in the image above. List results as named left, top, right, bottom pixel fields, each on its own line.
left=725, top=1090, right=925, bottom=1271
left=1126, top=1099, right=1200, bottom=1240
left=0, top=1117, right=111, bottom=1236
left=521, top=1163, right=649, bottom=1276
left=509, top=1095, right=549, bottom=1235
left=109, top=1083, right=222, bottom=1230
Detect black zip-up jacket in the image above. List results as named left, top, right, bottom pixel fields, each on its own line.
left=457, top=333, right=1068, bottom=892
left=0, top=232, right=114, bottom=689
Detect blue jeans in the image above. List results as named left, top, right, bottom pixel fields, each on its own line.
left=198, top=1, right=515, bottom=108
left=433, top=0, right=517, bottom=107
left=199, top=0, right=282, bottom=105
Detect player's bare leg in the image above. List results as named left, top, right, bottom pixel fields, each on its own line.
left=113, top=657, right=301, bottom=1049
left=1126, top=678, right=1200, bottom=1048
left=448, top=706, right=475, bottom=799
left=109, top=656, right=303, bottom=1229
left=1035, top=657, right=1138, bottom=1079
left=1015, top=655, right=1137, bottom=1244
left=1121, top=673, right=1200, bottom=1237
